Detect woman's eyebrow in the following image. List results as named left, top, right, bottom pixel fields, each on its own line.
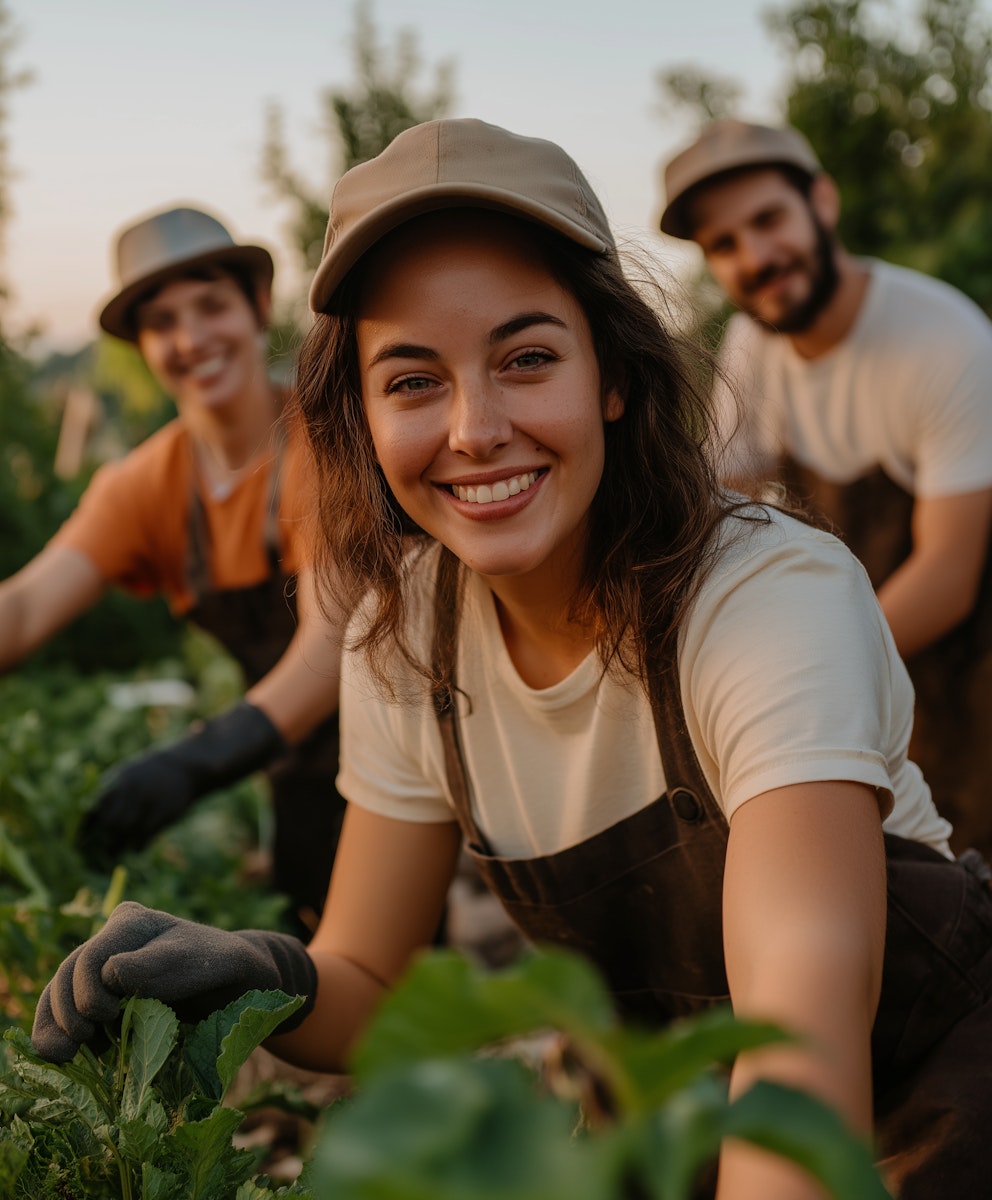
left=489, top=311, right=567, bottom=344
left=367, top=342, right=439, bottom=368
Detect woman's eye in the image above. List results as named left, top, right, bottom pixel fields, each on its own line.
left=509, top=350, right=554, bottom=370
left=388, top=375, right=436, bottom=395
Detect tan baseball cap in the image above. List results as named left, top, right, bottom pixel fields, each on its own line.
left=308, top=118, right=615, bottom=313
left=659, top=119, right=822, bottom=240
left=99, top=206, right=274, bottom=342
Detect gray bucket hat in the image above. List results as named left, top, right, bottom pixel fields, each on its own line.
left=659, top=119, right=822, bottom=240
left=308, top=118, right=615, bottom=314
left=98, top=206, right=274, bottom=341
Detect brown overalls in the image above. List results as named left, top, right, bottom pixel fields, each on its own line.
left=184, top=432, right=344, bottom=923
left=432, top=555, right=992, bottom=1197
left=780, top=457, right=992, bottom=861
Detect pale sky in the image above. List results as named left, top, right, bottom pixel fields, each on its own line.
left=1, top=0, right=944, bottom=354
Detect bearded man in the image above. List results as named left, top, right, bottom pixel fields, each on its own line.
left=660, top=118, right=992, bottom=859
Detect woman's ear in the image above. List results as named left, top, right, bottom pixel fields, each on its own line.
left=603, top=386, right=625, bottom=422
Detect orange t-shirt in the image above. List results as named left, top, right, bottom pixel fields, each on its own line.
left=52, top=412, right=317, bottom=616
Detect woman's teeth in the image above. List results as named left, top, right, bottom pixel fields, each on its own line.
left=190, top=357, right=225, bottom=379
left=452, top=471, right=539, bottom=505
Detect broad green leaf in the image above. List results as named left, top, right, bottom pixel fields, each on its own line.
left=0, top=1140, right=29, bottom=1189
left=625, top=1073, right=728, bottom=1199
left=725, top=1081, right=892, bottom=1200
left=353, top=947, right=615, bottom=1079
left=605, top=1007, right=795, bottom=1110
left=309, top=1056, right=615, bottom=1200
left=143, top=1158, right=186, bottom=1200
left=119, top=1114, right=166, bottom=1167
left=164, top=1106, right=255, bottom=1199
left=120, top=996, right=179, bottom=1121
left=184, top=989, right=303, bottom=1099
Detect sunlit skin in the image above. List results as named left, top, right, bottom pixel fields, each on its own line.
left=357, top=214, right=622, bottom=680
left=135, top=275, right=272, bottom=424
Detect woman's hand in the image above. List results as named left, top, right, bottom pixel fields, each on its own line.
left=31, top=901, right=316, bottom=1063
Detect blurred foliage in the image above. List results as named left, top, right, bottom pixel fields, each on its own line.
left=261, top=0, right=453, bottom=288
left=1, top=339, right=181, bottom=670
left=0, top=655, right=288, bottom=1035
left=769, top=0, right=992, bottom=312
left=0, top=0, right=32, bottom=322
left=658, top=0, right=992, bottom=314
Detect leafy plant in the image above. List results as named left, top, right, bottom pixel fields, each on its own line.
left=307, top=948, right=893, bottom=1200
left=0, top=989, right=309, bottom=1200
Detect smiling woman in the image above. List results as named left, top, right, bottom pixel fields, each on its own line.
left=0, top=205, right=349, bottom=929
left=31, top=119, right=992, bottom=1200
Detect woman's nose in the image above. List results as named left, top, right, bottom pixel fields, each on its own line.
left=448, top=379, right=513, bottom=458
left=173, top=312, right=208, bottom=356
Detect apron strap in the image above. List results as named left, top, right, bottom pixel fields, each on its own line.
left=430, top=552, right=726, bottom=852
left=184, top=413, right=287, bottom=604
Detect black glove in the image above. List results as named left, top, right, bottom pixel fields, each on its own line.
left=31, top=901, right=317, bottom=1064
left=77, top=701, right=287, bottom=867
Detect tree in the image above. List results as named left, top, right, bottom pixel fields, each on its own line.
left=767, top=0, right=992, bottom=311
left=261, top=0, right=453, bottom=278
left=656, top=0, right=992, bottom=314
left=0, top=0, right=32, bottom=325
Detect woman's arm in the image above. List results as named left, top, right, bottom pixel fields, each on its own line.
left=268, top=803, right=463, bottom=1072
left=0, top=544, right=106, bottom=673
left=718, top=780, right=887, bottom=1200
left=246, top=566, right=345, bottom=742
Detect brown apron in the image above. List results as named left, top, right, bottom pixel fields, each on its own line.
left=780, top=456, right=992, bottom=860
left=431, top=553, right=992, bottom=1197
left=183, top=431, right=344, bottom=923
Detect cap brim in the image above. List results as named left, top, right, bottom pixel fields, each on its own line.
left=309, top=185, right=611, bottom=314
left=98, top=244, right=274, bottom=342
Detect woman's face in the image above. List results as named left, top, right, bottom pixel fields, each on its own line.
left=134, top=273, right=270, bottom=415
left=356, top=214, right=622, bottom=591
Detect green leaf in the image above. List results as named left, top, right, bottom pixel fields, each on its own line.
left=120, top=996, right=179, bottom=1121
left=624, top=1072, right=729, bottom=1199
left=0, top=1140, right=29, bottom=1190
left=143, top=1158, right=186, bottom=1200
left=725, top=1081, right=892, bottom=1199
left=353, top=947, right=616, bottom=1079
left=309, top=1056, right=615, bottom=1200
left=184, top=989, right=303, bottom=1100
left=606, top=1006, right=795, bottom=1110
left=119, top=1115, right=165, bottom=1167
left=165, top=1106, right=255, bottom=1199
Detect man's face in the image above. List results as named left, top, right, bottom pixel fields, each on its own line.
left=689, top=167, right=839, bottom=334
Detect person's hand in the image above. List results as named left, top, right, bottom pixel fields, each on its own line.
left=76, top=701, right=286, bottom=867
left=31, top=901, right=317, bottom=1063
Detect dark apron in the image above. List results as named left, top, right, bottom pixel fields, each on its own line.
left=431, top=552, right=992, bottom=1196
left=780, top=456, right=992, bottom=861
left=183, top=433, right=344, bottom=925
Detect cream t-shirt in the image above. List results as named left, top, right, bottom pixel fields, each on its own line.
left=712, top=260, right=992, bottom=496
left=338, top=509, right=952, bottom=860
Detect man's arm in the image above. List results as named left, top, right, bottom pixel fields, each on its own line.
left=0, top=544, right=106, bottom=673
left=876, top=487, right=992, bottom=660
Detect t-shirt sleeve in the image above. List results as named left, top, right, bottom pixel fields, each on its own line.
left=337, top=635, right=456, bottom=824
left=682, top=518, right=900, bottom=819
left=50, top=456, right=168, bottom=595
left=911, top=320, right=992, bottom=496
left=711, top=315, right=780, bottom=482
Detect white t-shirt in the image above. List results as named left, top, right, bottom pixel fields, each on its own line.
left=338, top=508, right=952, bottom=860
left=712, top=260, right=992, bottom=497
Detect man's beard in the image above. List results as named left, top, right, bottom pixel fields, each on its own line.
left=740, top=216, right=840, bottom=335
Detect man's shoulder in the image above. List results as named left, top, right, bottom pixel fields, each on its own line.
left=869, top=259, right=991, bottom=337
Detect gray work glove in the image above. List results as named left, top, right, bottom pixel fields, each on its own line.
left=77, top=701, right=287, bottom=868
left=31, top=901, right=317, bottom=1064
